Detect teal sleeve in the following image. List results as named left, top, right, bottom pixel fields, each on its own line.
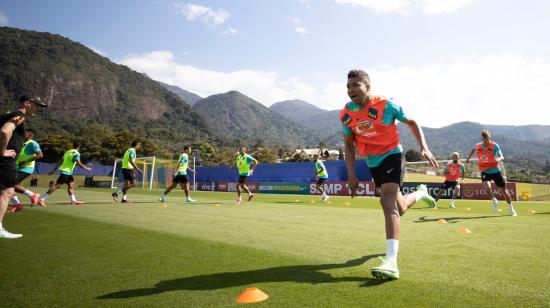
left=386, top=100, right=407, bottom=123
left=74, top=153, right=80, bottom=162
left=31, top=141, right=41, bottom=154
left=246, top=155, right=254, bottom=164
left=460, top=164, right=465, bottom=172
left=343, top=125, right=353, bottom=135
left=494, top=143, right=502, bottom=157
left=130, top=149, right=136, bottom=159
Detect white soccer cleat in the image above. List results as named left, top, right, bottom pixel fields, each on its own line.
left=449, top=202, right=455, bottom=209
left=186, top=198, right=196, bottom=203
left=371, top=256, right=399, bottom=280
left=491, top=198, right=499, bottom=212
left=321, top=194, right=329, bottom=201
left=417, top=184, right=436, bottom=208
left=0, top=228, right=23, bottom=239
left=508, top=204, right=517, bottom=217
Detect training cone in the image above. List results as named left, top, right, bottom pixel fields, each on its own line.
left=437, top=218, right=448, bottom=224
left=215, top=204, right=221, bottom=207
left=432, top=207, right=438, bottom=210
left=465, top=207, right=472, bottom=211
left=160, top=204, right=168, bottom=209
left=344, top=202, right=350, bottom=206
left=458, top=227, right=472, bottom=234
left=310, top=200, right=315, bottom=203
left=497, top=208, right=503, bottom=212
left=528, top=209, right=536, bottom=215
left=235, top=287, right=269, bottom=304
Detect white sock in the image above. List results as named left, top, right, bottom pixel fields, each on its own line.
left=24, top=190, right=34, bottom=197
left=386, top=239, right=399, bottom=264
left=238, top=196, right=242, bottom=201
left=122, top=194, right=127, bottom=201
left=0, top=223, right=3, bottom=229
left=40, top=193, right=49, bottom=201
left=11, top=196, right=21, bottom=205
left=70, top=194, right=77, bottom=202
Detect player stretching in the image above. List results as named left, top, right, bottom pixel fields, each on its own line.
left=112, top=141, right=142, bottom=204
left=466, top=130, right=517, bottom=216
left=236, top=146, right=257, bottom=205
left=341, top=69, right=437, bottom=280
left=37, top=142, right=92, bottom=206
left=313, top=154, right=329, bottom=201
left=160, top=146, right=196, bottom=203
left=434, top=152, right=464, bottom=209
left=9, top=129, right=43, bottom=212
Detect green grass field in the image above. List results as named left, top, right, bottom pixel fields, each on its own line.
left=1, top=188, right=550, bottom=307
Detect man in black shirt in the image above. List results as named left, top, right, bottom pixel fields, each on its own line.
left=0, top=95, right=47, bottom=239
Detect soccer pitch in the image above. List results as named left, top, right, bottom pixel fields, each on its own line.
left=2, top=189, right=550, bottom=307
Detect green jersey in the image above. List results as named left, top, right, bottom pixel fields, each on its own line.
left=177, top=153, right=189, bottom=175
left=236, top=154, right=255, bottom=176
left=16, top=139, right=41, bottom=173
left=58, top=149, right=80, bottom=175
left=122, top=147, right=136, bottom=169
left=315, top=160, right=328, bottom=179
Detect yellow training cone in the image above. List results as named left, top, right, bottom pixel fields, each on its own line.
left=465, top=207, right=472, bottom=211
left=310, top=200, right=315, bottom=203
left=432, top=207, right=438, bottom=210
left=344, top=202, right=350, bottom=206
left=235, top=287, right=269, bottom=304
left=437, top=219, right=447, bottom=224
left=497, top=208, right=503, bottom=212
left=160, top=204, right=168, bottom=209
left=459, top=227, right=472, bottom=235
left=528, top=209, right=536, bottom=215
left=215, top=204, right=221, bottom=207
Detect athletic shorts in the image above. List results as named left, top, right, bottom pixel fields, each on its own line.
left=316, top=177, right=327, bottom=185
left=173, top=174, right=189, bottom=184
left=56, top=174, right=75, bottom=185
left=0, top=158, right=17, bottom=190
left=15, top=171, right=32, bottom=184
left=441, top=180, right=459, bottom=189
left=481, top=171, right=506, bottom=188
left=238, top=175, right=248, bottom=184
left=369, top=153, right=405, bottom=188
left=121, top=168, right=135, bottom=181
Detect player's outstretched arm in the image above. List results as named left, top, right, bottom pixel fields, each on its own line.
left=465, top=149, right=475, bottom=164
left=402, top=118, right=438, bottom=168
left=344, top=134, right=358, bottom=198
left=77, top=160, right=92, bottom=172
left=130, top=160, right=142, bottom=173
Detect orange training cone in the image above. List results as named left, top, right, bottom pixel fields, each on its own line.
left=437, top=219, right=447, bottom=224
left=160, top=204, right=168, bottom=209
left=459, top=227, right=472, bottom=234
left=235, top=287, right=269, bottom=304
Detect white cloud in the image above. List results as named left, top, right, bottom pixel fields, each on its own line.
left=295, top=27, right=308, bottom=35
left=334, top=0, right=472, bottom=15
left=0, top=11, right=9, bottom=26
left=174, top=3, right=230, bottom=26
left=222, top=27, right=239, bottom=35
left=118, top=51, right=550, bottom=127
left=291, top=17, right=308, bottom=35
left=299, top=0, right=313, bottom=10
left=88, top=46, right=107, bottom=57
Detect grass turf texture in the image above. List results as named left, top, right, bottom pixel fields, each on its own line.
left=2, top=189, right=550, bottom=307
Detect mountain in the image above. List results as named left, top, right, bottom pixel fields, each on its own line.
left=270, top=100, right=341, bottom=132
left=192, top=91, right=324, bottom=147
left=158, top=81, right=202, bottom=106
left=0, top=27, right=215, bottom=151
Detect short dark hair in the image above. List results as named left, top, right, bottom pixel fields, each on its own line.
left=25, top=128, right=36, bottom=135
left=481, top=129, right=491, bottom=139
left=347, top=69, right=371, bottom=86
left=184, top=146, right=191, bottom=151
left=73, top=141, right=81, bottom=148
left=131, top=140, right=140, bottom=147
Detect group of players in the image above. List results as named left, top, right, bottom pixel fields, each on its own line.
left=0, top=70, right=518, bottom=282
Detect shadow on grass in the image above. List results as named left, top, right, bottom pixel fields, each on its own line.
left=535, top=212, right=550, bottom=215
left=97, top=254, right=387, bottom=299
left=414, top=215, right=502, bottom=224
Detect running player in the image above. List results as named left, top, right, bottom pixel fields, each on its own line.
left=434, top=152, right=465, bottom=209
left=37, top=142, right=92, bottom=206
left=313, top=154, right=329, bottom=201
left=465, top=129, right=517, bottom=216
left=341, top=69, right=437, bottom=280
left=112, top=141, right=142, bottom=204
left=1, top=95, right=47, bottom=239
left=159, top=146, right=196, bottom=203
left=9, top=128, right=43, bottom=212
left=236, top=146, right=257, bottom=205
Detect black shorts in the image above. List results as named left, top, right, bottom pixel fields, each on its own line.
left=173, top=174, right=189, bottom=184
left=441, top=180, right=459, bottom=189
left=316, top=177, right=327, bottom=185
left=56, top=173, right=75, bottom=185
left=481, top=172, right=506, bottom=188
left=238, top=175, right=248, bottom=184
left=121, top=168, right=135, bottom=181
left=16, top=171, right=32, bottom=184
left=369, top=153, right=405, bottom=188
left=0, top=158, right=17, bottom=190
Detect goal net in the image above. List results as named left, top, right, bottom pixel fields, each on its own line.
left=111, top=157, right=156, bottom=190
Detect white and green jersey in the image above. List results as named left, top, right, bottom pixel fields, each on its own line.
left=315, top=160, right=328, bottom=179
left=177, top=153, right=189, bottom=175
left=236, top=154, right=255, bottom=176
left=16, top=139, right=41, bottom=174
left=122, top=147, right=136, bottom=169
left=58, top=149, right=80, bottom=175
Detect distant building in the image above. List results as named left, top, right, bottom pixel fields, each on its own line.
left=292, top=148, right=339, bottom=160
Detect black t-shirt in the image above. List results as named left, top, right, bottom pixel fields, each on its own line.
left=0, top=110, right=26, bottom=154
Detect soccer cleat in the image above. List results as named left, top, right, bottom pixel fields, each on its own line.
left=417, top=184, right=436, bottom=208
left=236, top=199, right=242, bottom=205
left=121, top=199, right=128, bottom=204
left=186, top=198, right=196, bottom=203
left=491, top=198, right=499, bottom=212
left=321, top=194, right=329, bottom=201
left=371, top=256, right=400, bottom=280
left=71, top=200, right=84, bottom=205
left=159, top=195, right=166, bottom=202
left=0, top=228, right=23, bottom=239
left=30, top=193, right=40, bottom=205
left=9, top=204, right=23, bottom=213
left=37, top=199, right=46, bottom=207
left=112, top=192, right=119, bottom=202
left=449, top=202, right=456, bottom=209
left=508, top=204, right=517, bottom=217
left=248, top=194, right=254, bottom=202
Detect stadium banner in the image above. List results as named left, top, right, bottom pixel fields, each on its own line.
left=196, top=181, right=218, bottom=191
left=217, top=181, right=259, bottom=193
left=309, top=181, right=376, bottom=196
left=259, top=182, right=310, bottom=194
left=461, top=183, right=517, bottom=201
left=401, top=182, right=461, bottom=199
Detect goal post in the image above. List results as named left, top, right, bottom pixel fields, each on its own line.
left=111, top=156, right=156, bottom=190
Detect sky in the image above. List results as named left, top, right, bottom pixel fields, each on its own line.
left=1, top=0, right=550, bottom=128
